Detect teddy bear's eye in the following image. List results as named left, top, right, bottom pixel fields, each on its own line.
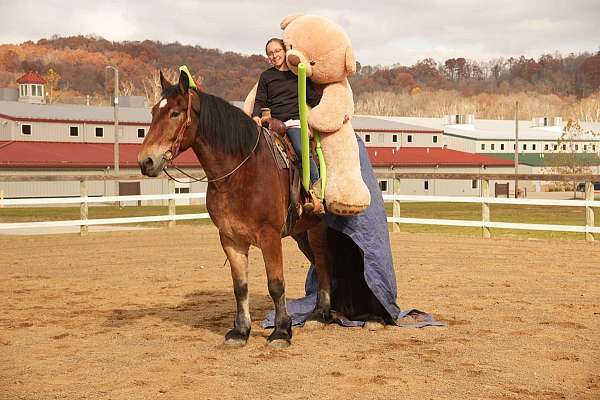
left=309, top=61, right=316, bottom=66
left=289, top=44, right=293, bottom=50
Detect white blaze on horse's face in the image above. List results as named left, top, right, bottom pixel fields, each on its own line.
left=159, top=98, right=167, bottom=109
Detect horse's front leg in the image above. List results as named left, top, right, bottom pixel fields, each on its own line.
left=260, top=230, right=292, bottom=348
left=220, top=233, right=251, bottom=346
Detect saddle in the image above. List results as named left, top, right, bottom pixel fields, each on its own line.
left=261, top=117, right=323, bottom=236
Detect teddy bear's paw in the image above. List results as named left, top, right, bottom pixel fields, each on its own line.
left=326, top=200, right=369, bottom=216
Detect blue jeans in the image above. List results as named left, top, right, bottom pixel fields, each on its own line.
left=287, top=127, right=320, bottom=184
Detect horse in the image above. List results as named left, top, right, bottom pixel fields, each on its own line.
left=137, top=70, right=333, bottom=348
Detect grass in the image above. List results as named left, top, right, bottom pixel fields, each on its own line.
left=1, top=202, right=598, bottom=241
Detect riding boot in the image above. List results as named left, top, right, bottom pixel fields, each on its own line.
left=303, top=189, right=325, bottom=215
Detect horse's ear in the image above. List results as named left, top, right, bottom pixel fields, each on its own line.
left=159, top=70, right=170, bottom=91
left=178, top=70, right=190, bottom=94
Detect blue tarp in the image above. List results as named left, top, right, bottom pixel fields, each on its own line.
left=263, top=136, right=443, bottom=328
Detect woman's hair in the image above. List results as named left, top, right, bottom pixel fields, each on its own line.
left=265, top=38, right=285, bottom=54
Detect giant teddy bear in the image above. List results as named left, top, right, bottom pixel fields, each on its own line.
left=245, top=14, right=371, bottom=216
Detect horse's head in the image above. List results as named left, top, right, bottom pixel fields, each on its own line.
left=138, top=70, right=198, bottom=177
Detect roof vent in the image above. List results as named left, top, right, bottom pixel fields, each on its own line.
left=444, top=114, right=474, bottom=125
left=532, top=116, right=563, bottom=127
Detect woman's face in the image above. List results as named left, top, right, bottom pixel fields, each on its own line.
left=266, top=41, right=286, bottom=69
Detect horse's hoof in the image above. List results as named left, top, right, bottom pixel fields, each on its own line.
left=224, top=330, right=249, bottom=347
left=267, top=338, right=291, bottom=349
left=363, top=320, right=385, bottom=331
left=302, top=320, right=325, bottom=330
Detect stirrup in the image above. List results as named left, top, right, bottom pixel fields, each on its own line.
left=303, top=189, right=325, bottom=215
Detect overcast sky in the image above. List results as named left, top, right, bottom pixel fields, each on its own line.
left=0, top=0, right=598, bottom=66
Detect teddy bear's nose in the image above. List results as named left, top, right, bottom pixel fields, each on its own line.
left=287, top=54, right=301, bottom=67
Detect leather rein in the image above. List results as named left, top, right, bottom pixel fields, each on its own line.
left=161, top=90, right=261, bottom=184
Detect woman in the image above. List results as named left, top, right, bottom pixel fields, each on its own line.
left=252, top=38, right=321, bottom=185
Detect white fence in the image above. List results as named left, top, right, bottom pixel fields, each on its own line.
left=1, top=190, right=598, bottom=241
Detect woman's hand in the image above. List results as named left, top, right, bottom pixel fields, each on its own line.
left=252, top=116, right=261, bottom=126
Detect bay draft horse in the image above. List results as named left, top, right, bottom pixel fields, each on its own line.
left=138, top=71, right=332, bottom=348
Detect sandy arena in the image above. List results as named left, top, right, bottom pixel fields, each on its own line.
left=1, top=226, right=599, bottom=399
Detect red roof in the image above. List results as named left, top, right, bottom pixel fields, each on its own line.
left=0, top=141, right=513, bottom=169
left=16, top=71, right=47, bottom=85
left=367, top=146, right=514, bottom=167
left=0, top=141, right=199, bottom=169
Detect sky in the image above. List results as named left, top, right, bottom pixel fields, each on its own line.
left=0, top=0, right=598, bottom=66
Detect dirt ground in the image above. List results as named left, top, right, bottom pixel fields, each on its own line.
left=1, top=226, right=599, bottom=400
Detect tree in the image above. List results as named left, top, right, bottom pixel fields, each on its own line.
left=544, top=119, right=600, bottom=197
left=45, top=68, right=61, bottom=104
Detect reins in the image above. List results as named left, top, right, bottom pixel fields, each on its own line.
left=161, top=90, right=261, bottom=184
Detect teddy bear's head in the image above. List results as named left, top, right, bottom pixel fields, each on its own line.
left=281, top=14, right=356, bottom=85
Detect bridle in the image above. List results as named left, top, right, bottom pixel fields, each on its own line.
left=161, top=89, right=261, bottom=184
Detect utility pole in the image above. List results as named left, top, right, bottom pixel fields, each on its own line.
left=106, top=66, right=120, bottom=176
left=106, top=66, right=119, bottom=199
left=514, top=101, right=519, bottom=198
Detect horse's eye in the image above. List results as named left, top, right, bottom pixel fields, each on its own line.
left=170, top=111, right=180, bottom=118
left=309, top=61, right=316, bottom=66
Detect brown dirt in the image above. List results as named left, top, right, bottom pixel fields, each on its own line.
left=1, top=226, right=599, bottom=400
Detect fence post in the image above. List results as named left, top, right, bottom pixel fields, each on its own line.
left=482, top=178, right=491, bottom=239
left=586, top=181, right=595, bottom=242
left=168, top=179, right=176, bottom=228
left=80, top=180, right=88, bottom=236
left=392, top=174, right=401, bottom=232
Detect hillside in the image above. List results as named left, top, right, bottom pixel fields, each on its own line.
left=1, top=36, right=599, bottom=120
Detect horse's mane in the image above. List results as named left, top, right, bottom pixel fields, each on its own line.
left=163, top=85, right=258, bottom=156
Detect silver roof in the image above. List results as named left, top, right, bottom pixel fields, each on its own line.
left=377, top=116, right=600, bottom=141
left=0, top=100, right=151, bottom=124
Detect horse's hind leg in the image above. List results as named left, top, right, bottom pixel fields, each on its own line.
left=260, top=230, right=292, bottom=348
left=220, top=233, right=251, bottom=346
left=306, top=221, right=333, bottom=323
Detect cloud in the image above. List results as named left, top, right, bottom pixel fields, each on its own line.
left=0, top=0, right=598, bottom=66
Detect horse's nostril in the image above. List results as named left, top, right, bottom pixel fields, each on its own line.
left=144, top=157, right=154, bottom=168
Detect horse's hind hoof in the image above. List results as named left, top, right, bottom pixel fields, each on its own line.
left=224, top=329, right=249, bottom=347
left=302, top=320, right=325, bottom=330
left=267, top=338, right=291, bottom=349
left=363, top=321, right=385, bottom=331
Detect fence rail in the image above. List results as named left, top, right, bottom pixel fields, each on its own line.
left=1, top=184, right=597, bottom=241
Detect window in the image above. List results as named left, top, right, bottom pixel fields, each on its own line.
left=31, top=85, right=37, bottom=96
left=491, top=143, right=495, bottom=150
left=584, top=145, right=588, bottom=152
left=500, top=143, right=505, bottom=151
left=433, top=135, right=438, bottom=143
left=522, top=144, right=527, bottom=151
left=175, top=187, right=190, bottom=194
left=472, top=179, right=478, bottom=189
left=481, top=143, right=485, bottom=151
left=554, top=144, right=558, bottom=151
left=95, top=127, right=104, bottom=137
left=407, top=135, right=412, bottom=143
left=593, top=145, right=597, bottom=151
left=70, top=126, right=79, bottom=137
left=392, top=134, right=398, bottom=143
left=364, top=134, right=371, bottom=143
left=424, top=180, right=429, bottom=190
left=544, top=144, right=549, bottom=151
left=575, top=144, right=579, bottom=151
left=513, top=144, right=516, bottom=150
left=532, top=144, right=536, bottom=151
left=137, top=128, right=145, bottom=138
left=21, top=124, right=31, bottom=135
left=378, top=180, right=388, bottom=191
left=562, top=144, right=566, bottom=151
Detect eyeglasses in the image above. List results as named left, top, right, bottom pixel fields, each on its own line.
left=267, top=48, right=284, bottom=57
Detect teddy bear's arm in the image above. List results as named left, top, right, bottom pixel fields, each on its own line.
left=308, top=81, right=351, bottom=133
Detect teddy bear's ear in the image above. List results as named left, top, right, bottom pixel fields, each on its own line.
left=345, top=46, right=357, bottom=75
left=280, top=13, right=303, bottom=29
